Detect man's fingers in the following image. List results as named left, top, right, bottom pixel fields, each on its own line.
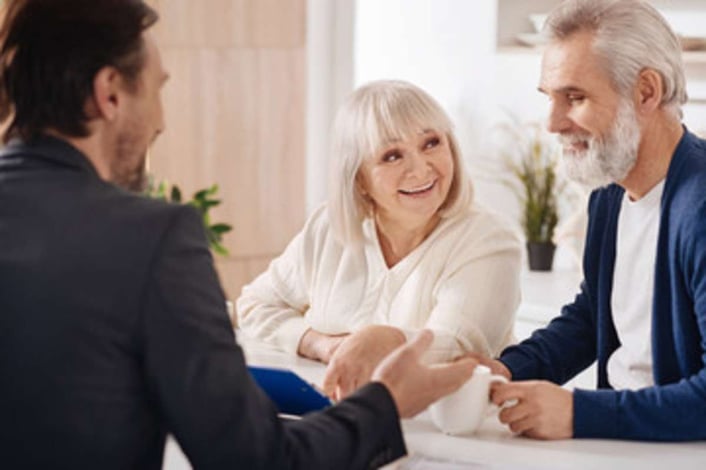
left=509, top=416, right=535, bottom=435
left=404, top=329, right=433, bottom=358
left=460, top=351, right=485, bottom=361
left=337, top=374, right=355, bottom=399
left=490, top=382, right=525, bottom=406
left=322, top=383, right=336, bottom=398
left=460, top=351, right=495, bottom=368
left=429, top=357, right=476, bottom=393
left=322, top=367, right=339, bottom=398
left=498, top=401, right=528, bottom=425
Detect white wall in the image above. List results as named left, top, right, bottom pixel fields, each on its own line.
left=306, top=0, right=355, bottom=214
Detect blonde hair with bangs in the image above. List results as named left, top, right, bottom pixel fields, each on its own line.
left=328, top=80, right=473, bottom=245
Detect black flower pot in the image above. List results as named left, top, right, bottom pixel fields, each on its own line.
left=526, top=241, right=556, bottom=271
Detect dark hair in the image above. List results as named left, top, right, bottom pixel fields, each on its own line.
left=0, top=0, right=159, bottom=143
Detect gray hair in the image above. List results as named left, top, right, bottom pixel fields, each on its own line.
left=328, top=80, right=473, bottom=245
left=545, top=0, right=687, bottom=119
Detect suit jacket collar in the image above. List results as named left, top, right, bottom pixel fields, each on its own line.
left=0, top=134, right=100, bottom=178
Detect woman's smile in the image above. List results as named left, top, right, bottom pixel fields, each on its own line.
left=398, top=179, right=437, bottom=196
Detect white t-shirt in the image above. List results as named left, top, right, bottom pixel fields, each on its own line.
left=607, top=180, right=665, bottom=390
left=237, top=204, right=522, bottom=362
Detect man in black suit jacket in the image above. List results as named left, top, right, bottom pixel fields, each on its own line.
left=0, top=1, right=476, bottom=469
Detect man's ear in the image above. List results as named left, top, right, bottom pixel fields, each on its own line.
left=87, top=66, right=123, bottom=121
left=634, top=68, right=663, bottom=114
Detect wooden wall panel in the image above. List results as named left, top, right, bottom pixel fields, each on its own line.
left=147, top=0, right=306, bottom=302
left=150, top=0, right=305, bottom=48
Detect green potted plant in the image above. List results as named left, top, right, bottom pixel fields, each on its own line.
left=145, top=178, right=233, bottom=256
left=499, top=120, right=563, bottom=271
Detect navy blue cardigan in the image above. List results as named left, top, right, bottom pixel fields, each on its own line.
left=500, top=129, right=706, bottom=441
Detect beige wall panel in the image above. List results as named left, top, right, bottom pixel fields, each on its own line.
left=151, top=0, right=305, bottom=48
left=220, top=49, right=306, bottom=258
left=214, top=257, right=249, bottom=316
left=151, top=47, right=305, bottom=258
left=150, top=49, right=201, bottom=186
left=238, top=0, right=305, bottom=47
left=246, top=256, right=274, bottom=282
left=216, top=254, right=277, bottom=317
left=147, top=0, right=306, bottom=304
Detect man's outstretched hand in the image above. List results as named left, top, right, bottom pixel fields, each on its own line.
left=371, top=330, right=477, bottom=418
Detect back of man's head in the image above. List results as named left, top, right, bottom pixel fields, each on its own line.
left=545, top=0, right=687, bottom=120
left=0, top=0, right=158, bottom=144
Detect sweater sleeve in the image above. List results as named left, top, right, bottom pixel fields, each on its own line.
left=499, top=279, right=598, bottom=384
left=236, top=210, right=323, bottom=354
left=418, top=212, right=523, bottom=363
left=499, top=191, right=603, bottom=384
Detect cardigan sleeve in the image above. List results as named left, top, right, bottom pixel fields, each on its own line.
left=236, top=214, right=318, bottom=355
left=499, top=190, right=604, bottom=384
left=499, top=280, right=599, bottom=384
left=572, top=373, right=706, bottom=440
left=418, top=212, right=523, bottom=362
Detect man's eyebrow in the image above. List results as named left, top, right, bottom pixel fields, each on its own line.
left=538, top=85, right=586, bottom=95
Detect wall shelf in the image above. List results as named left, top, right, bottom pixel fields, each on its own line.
left=497, top=46, right=706, bottom=65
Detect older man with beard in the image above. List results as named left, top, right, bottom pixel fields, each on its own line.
left=474, top=0, right=706, bottom=442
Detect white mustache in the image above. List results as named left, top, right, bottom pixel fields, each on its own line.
left=558, top=134, right=591, bottom=147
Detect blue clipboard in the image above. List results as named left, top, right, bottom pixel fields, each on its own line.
left=248, top=365, right=333, bottom=416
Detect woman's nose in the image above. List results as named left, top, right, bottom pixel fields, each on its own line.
left=404, top=152, right=430, bottom=176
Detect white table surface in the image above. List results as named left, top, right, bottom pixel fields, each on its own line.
left=163, top=270, right=706, bottom=468
left=163, top=334, right=706, bottom=469
left=236, top=334, right=706, bottom=470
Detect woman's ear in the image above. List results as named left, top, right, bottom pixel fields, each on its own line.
left=87, top=66, right=123, bottom=121
left=355, top=171, right=368, bottom=196
left=634, top=68, right=663, bottom=114
left=355, top=172, right=374, bottom=212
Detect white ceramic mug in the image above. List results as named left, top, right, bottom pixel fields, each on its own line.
left=429, top=365, right=507, bottom=435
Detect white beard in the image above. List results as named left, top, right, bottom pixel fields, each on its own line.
left=558, top=99, right=641, bottom=189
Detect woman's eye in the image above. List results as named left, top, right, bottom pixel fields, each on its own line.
left=382, top=151, right=401, bottom=163
left=423, top=136, right=440, bottom=150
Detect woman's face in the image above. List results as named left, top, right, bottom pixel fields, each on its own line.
left=357, top=128, right=454, bottom=229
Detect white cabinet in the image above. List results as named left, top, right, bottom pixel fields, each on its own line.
left=496, top=0, right=706, bottom=64
left=496, top=0, right=559, bottom=49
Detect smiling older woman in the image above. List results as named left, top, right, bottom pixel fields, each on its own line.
left=237, top=80, right=522, bottom=400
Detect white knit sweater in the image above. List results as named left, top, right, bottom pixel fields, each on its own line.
left=237, top=204, right=522, bottom=362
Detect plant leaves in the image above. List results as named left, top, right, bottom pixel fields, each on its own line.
left=145, top=176, right=233, bottom=256
left=170, top=185, right=182, bottom=203
left=211, top=223, right=232, bottom=234
left=496, top=118, right=563, bottom=243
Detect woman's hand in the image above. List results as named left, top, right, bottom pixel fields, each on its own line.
left=322, top=325, right=406, bottom=400
left=297, top=328, right=349, bottom=364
